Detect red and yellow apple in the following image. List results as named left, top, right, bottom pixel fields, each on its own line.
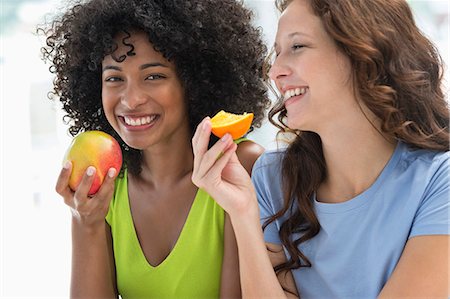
left=63, top=130, right=123, bottom=195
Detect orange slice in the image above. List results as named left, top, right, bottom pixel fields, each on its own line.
left=210, top=110, right=254, bottom=140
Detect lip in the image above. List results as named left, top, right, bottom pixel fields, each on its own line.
left=118, top=114, right=160, bottom=131
left=280, top=85, right=307, bottom=94
left=283, top=87, right=308, bottom=107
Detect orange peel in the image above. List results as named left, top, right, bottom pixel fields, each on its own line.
left=210, top=110, right=254, bottom=140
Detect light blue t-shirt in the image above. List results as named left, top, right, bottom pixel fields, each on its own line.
left=252, top=141, right=449, bottom=299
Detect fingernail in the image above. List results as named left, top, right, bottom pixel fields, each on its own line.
left=221, top=133, right=231, bottom=142
left=86, top=166, right=95, bottom=176
left=203, top=118, right=211, bottom=130
left=63, top=160, right=71, bottom=169
left=108, top=168, right=116, bottom=178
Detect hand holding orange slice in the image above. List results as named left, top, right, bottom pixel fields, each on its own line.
left=210, top=110, right=254, bottom=140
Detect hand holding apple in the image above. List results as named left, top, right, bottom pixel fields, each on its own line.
left=63, top=130, right=123, bottom=195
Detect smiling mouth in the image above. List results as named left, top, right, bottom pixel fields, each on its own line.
left=283, top=87, right=308, bottom=102
left=119, top=114, right=159, bottom=128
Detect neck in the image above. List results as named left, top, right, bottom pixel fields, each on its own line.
left=136, top=136, right=194, bottom=189
left=316, top=110, right=396, bottom=203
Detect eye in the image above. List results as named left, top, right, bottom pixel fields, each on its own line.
left=146, top=74, right=166, bottom=80
left=105, top=76, right=123, bottom=82
left=291, top=44, right=305, bottom=51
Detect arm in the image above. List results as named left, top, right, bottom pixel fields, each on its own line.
left=220, top=214, right=241, bottom=299
left=192, top=118, right=297, bottom=298
left=231, top=211, right=298, bottom=298
left=235, top=140, right=265, bottom=173
left=220, top=140, right=264, bottom=298
left=266, top=243, right=299, bottom=297
left=71, top=220, right=117, bottom=299
left=379, top=155, right=449, bottom=298
left=56, top=163, right=118, bottom=299
left=378, top=235, right=449, bottom=298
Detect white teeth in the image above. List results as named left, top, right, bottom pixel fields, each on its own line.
left=283, top=87, right=307, bottom=101
left=124, top=115, right=157, bottom=126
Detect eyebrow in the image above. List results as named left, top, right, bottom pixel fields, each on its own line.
left=274, top=31, right=312, bottom=48
left=139, top=62, right=169, bottom=70
left=102, top=62, right=169, bottom=72
left=288, top=31, right=311, bottom=39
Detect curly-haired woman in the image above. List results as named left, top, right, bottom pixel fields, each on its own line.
left=192, top=0, right=449, bottom=298
left=39, top=0, right=270, bottom=297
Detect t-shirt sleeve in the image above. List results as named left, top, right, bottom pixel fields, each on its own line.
left=409, top=152, right=450, bottom=238
left=252, top=155, right=282, bottom=244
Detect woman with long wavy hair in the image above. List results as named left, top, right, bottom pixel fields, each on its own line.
left=192, top=0, right=449, bottom=298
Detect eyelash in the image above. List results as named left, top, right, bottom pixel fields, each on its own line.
left=146, top=74, right=165, bottom=80
left=104, top=74, right=166, bottom=82
left=275, top=44, right=306, bottom=57
left=105, top=76, right=122, bottom=82
left=291, top=44, right=305, bottom=51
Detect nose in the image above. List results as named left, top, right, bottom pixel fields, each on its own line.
left=268, top=54, right=292, bottom=82
left=121, top=83, right=148, bottom=110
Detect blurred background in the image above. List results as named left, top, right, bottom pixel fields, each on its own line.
left=0, top=0, right=448, bottom=298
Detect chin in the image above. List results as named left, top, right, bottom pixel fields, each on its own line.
left=287, top=119, right=303, bottom=131
left=288, top=122, right=317, bottom=134
left=121, top=138, right=150, bottom=151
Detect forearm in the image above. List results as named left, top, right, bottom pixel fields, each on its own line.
left=230, top=209, right=287, bottom=299
left=378, top=235, right=449, bottom=298
left=220, top=214, right=242, bottom=299
left=71, top=218, right=117, bottom=299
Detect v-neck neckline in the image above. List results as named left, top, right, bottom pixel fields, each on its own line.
left=123, top=170, right=201, bottom=269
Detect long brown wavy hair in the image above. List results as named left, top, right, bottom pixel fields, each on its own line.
left=264, top=0, right=449, bottom=276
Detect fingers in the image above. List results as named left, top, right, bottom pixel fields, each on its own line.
left=55, top=161, right=73, bottom=198
left=55, top=162, right=96, bottom=210
left=74, top=166, right=97, bottom=198
left=201, top=133, right=234, bottom=171
left=72, top=166, right=119, bottom=223
left=192, top=132, right=235, bottom=187
left=192, top=117, right=212, bottom=179
left=56, top=161, right=118, bottom=213
left=192, top=117, right=211, bottom=157
left=205, top=142, right=238, bottom=183
left=228, top=149, right=241, bottom=165
left=94, top=167, right=118, bottom=206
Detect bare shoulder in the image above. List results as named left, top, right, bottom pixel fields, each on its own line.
left=236, top=140, right=265, bottom=175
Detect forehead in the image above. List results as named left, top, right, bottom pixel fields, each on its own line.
left=275, top=0, right=322, bottom=42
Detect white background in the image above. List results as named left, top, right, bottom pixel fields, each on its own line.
left=1, top=0, right=448, bottom=298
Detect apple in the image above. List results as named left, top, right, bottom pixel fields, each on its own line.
left=63, top=130, right=123, bottom=195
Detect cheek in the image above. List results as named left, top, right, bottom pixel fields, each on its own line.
left=101, top=93, right=118, bottom=123
left=101, top=87, right=116, bottom=107
left=312, top=58, right=352, bottom=101
left=327, top=53, right=352, bottom=89
left=101, top=96, right=112, bottom=114
left=167, top=83, right=187, bottom=114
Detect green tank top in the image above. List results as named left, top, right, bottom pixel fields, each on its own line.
left=106, top=170, right=225, bottom=298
